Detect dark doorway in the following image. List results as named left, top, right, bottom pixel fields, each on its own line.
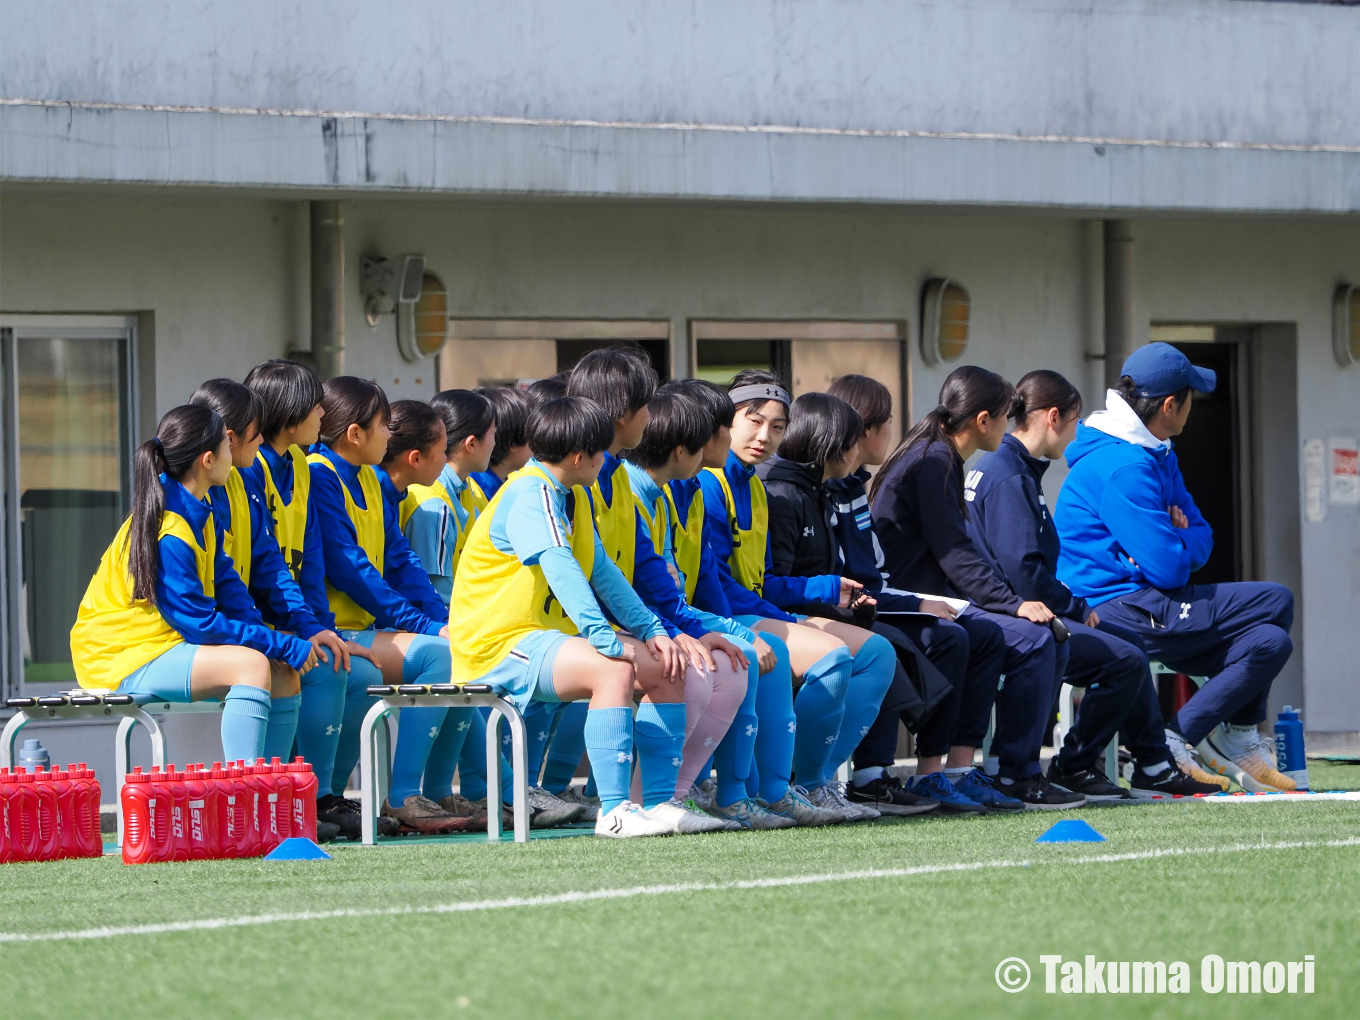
left=556, top=338, right=670, bottom=381
left=694, top=338, right=792, bottom=391
left=1168, top=341, right=1244, bottom=584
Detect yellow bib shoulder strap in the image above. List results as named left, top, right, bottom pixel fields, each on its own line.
left=703, top=466, right=767, bottom=595
left=589, top=461, right=637, bottom=583
left=222, top=468, right=252, bottom=587
left=401, top=479, right=453, bottom=531
left=665, top=485, right=705, bottom=603
left=256, top=447, right=310, bottom=579
left=308, top=453, right=387, bottom=630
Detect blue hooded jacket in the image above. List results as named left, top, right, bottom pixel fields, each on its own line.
left=1054, top=391, right=1213, bottom=605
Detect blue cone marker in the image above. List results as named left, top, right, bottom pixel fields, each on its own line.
left=264, top=837, right=333, bottom=861
left=1035, top=819, right=1106, bottom=843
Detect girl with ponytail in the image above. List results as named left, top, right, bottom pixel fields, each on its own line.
left=71, top=405, right=317, bottom=765
left=870, top=365, right=1083, bottom=811
left=304, top=379, right=466, bottom=835
left=190, top=379, right=356, bottom=770
left=967, top=371, right=1223, bottom=799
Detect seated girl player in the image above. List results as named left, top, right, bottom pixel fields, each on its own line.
left=72, top=404, right=317, bottom=764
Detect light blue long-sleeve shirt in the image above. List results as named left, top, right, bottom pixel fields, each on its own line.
left=487, top=459, right=666, bottom=658
left=402, top=463, right=469, bottom=606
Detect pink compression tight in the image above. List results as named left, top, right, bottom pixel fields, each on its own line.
left=629, top=657, right=748, bottom=803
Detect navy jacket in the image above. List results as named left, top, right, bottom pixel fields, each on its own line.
left=823, top=468, right=922, bottom=615
left=966, top=434, right=1089, bottom=620
left=869, top=438, right=1022, bottom=614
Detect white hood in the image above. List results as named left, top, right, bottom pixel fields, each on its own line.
left=1082, top=390, right=1171, bottom=451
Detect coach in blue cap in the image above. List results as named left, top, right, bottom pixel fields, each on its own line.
left=1053, top=343, right=1297, bottom=792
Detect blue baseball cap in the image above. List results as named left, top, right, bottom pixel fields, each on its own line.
left=1120, top=342, right=1217, bottom=397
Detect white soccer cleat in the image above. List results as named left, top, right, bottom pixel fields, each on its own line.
left=1164, top=728, right=1230, bottom=791
left=594, top=801, right=674, bottom=839
left=1198, top=726, right=1296, bottom=793
left=644, top=798, right=731, bottom=834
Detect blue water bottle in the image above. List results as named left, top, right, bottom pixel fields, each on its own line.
left=1274, top=707, right=1308, bottom=791
left=17, top=737, right=49, bottom=772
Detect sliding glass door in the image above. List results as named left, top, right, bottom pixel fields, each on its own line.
left=1, top=318, right=136, bottom=696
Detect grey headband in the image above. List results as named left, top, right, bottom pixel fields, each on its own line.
left=729, top=383, right=791, bottom=408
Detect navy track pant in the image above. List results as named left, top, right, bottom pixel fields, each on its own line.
left=1094, top=581, right=1294, bottom=746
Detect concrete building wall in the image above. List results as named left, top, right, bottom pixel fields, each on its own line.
left=3, top=190, right=1358, bottom=774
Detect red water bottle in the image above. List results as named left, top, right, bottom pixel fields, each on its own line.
left=269, top=757, right=295, bottom=846
left=287, top=757, right=318, bottom=841
left=242, top=759, right=269, bottom=857
left=78, top=764, right=104, bottom=858
left=183, top=764, right=216, bottom=860
left=166, top=765, right=190, bottom=862
left=0, top=767, right=14, bottom=863
left=146, top=766, right=174, bottom=863
left=222, top=761, right=251, bottom=858
left=121, top=768, right=157, bottom=865
left=51, top=766, right=78, bottom=860
left=31, top=767, right=61, bottom=862
left=9, top=769, right=39, bottom=862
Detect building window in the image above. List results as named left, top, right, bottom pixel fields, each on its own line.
left=1, top=317, right=137, bottom=696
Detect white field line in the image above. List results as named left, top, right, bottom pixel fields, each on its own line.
left=3, top=836, right=1358, bottom=945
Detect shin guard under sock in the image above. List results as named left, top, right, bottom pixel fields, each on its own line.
left=263, top=693, right=301, bottom=762
left=221, top=685, right=271, bottom=764
left=634, top=701, right=686, bottom=808
left=792, top=646, right=853, bottom=789
left=826, top=635, right=896, bottom=782
left=583, top=706, right=634, bottom=814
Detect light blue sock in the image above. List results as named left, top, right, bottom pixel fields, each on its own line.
left=386, top=634, right=453, bottom=805
left=389, top=706, right=450, bottom=805
left=542, top=701, right=589, bottom=794
left=827, top=635, right=896, bottom=783
left=296, top=667, right=345, bottom=796
left=330, top=659, right=382, bottom=797
left=524, top=701, right=555, bottom=783
left=421, top=707, right=474, bottom=802
left=634, top=701, right=686, bottom=808
left=715, top=635, right=774, bottom=806
left=582, top=706, right=634, bottom=814
left=792, top=646, right=853, bottom=789
left=457, top=708, right=515, bottom=804
left=221, top=685, right=271, bottom=764
left=753, top=640, right=797, bottom=804
left=264, top=693, right=302, bottom=762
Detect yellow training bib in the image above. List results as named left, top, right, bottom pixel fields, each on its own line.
left=256, top=447, right=309, bottom=579
left=308, top=454, right=385, bottom=630
left=665, top=485, right=705, bottom=603
left=70, top=512, right=216, bottom=691
left=449, top=465, right=595, bottom=680
left=704, top=466, right=767, bottom=596
left=464, top=476, right=490, bottom=516
left=401, top=475, right=481, bottom=579
left=589, top=460, right=636, bottom=583
left=221, top=468, right=253, bottom=587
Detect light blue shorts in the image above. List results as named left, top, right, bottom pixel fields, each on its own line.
left=473, top=630, right=570, bottom=709
left=115, top=642, right=201, bottom=702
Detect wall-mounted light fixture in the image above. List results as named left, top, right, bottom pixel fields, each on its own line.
left=920, top=278, right=970, bottom=366
left=361, top=253, right=445, bottom=362
left=1335, top=283, right=1359, bottom=367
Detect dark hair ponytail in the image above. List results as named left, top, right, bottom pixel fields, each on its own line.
left=318, top=377, right=391, bottom=447
left=129, top=404, right=225, bottom=606
left=189, top=378, right=261, bottom=438
left=870, top=365, right=1013, bottom=510
left=1010, top=370, right=1082, bottom=424
left=382, top=400, right=446, bottom=465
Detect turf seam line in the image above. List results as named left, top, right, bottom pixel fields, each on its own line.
left=4, top=836, right=1358, bottom=944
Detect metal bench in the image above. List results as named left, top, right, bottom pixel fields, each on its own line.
left=1, top=691, right=224, bottom=847
left=358, top=683, right=530, bottom=844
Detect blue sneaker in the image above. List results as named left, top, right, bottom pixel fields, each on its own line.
left=952, top=768, right=1025, bottom=812
left=906, top=772, right=985, bottom=814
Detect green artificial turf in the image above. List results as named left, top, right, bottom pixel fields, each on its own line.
left=3, top=771, right=1359, bottom=1018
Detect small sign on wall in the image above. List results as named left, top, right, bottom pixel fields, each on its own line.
left=1304, top=439, right=1325, bottom=522
left=1330, top=437, right=1359, bottom=506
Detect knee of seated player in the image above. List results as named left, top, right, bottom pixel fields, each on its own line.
left=269, top=658, right=301, bottom=698
left=633, top=661, right=687, bottom=704
left=1252, top=624, right=1293, bottom=663
left=194, top=645, right=271, bottom=700
left=1265, top=584, right=1296, bottom=631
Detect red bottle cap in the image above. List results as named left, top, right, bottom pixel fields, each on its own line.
left=287, top=757, right=313, bottom=773
left=16, top=770, right=33, bottom=783
left=271, top=758, right=288, bottom=773
left=125, top=770, right=149, bottom=784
